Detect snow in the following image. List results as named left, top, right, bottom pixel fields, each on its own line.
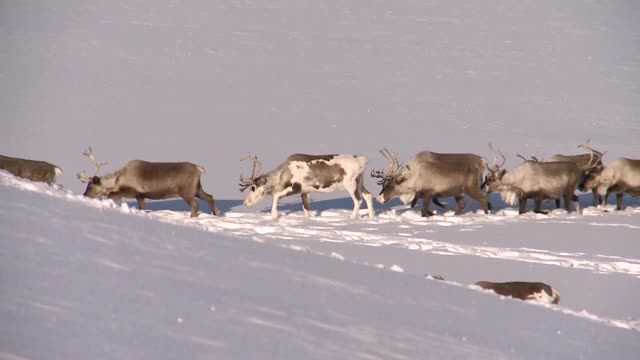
left=2, top=0, right=640, bottom=358
left=2, top=172, right=640, bottom=359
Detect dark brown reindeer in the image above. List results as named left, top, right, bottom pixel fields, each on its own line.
left=0, top=154, right=62, bottom=185
left=426, top=275, right=560, bottom=305
left=482, top=144, right=581, bottom=214
left=78, top=148, right=218, bottom=217
left=372, top=148, right=489, bottom=217
left=474, top=281, right=560, bottom=304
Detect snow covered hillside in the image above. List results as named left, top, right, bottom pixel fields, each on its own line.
left=2, top=0, right=640, bottom=358
left=1, top=173, right=640, bottom=359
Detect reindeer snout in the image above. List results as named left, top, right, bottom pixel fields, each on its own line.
left=376, top=194, right=386, bottom=204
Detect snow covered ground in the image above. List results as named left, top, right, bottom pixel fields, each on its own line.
left=1, top=172, right=639, bottom=359
left=2, top=0, right=640, bottom=358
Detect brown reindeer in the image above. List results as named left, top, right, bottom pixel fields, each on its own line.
left=0, top=154, right=62, bottom=185
left=78, top=148, right=218, bottom=217
left=426, top=275, right=560, bottom=305
left=475, top=281, right=560, bottom=304
left=372, top=148, right=489, bottom=217
left=482, top=144, right=581, bottom=214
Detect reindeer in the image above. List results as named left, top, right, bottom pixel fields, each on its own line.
left=482, top=144, right=581, bottom=214
left=518, top=142, right=605, bottom=207
left=474, top=281, right=560, bottom=305
left=239, top=153, right=374, bottom=219
left=0, top=155, right=62, bottom=185
left=372, top=148, right=489, bottom=217
left=78, top=148, right=218, bottom=217
left=547, top=142, right=605, bottom=206
left=406, top=150, right=492, bottom=211
left=426, top=275, right=560, bottom=305
left=580, top=157, right=640, bottom=211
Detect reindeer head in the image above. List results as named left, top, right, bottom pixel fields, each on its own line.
left=577, top=140, right=606, bottom=192
left=77, top=147, right=108, bottom=198
left=481, top=142, right=507, bottom=193
left=371, top=148, right=413, bottom=204
left=239, top=154, right=266, bottom=206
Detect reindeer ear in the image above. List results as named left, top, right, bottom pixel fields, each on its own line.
left=499, top=169, right=507, bottom=177
left=91, top=176, right=101, bottom=185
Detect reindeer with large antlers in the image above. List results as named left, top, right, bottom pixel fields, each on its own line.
left=373, top=148, right=493, bottom=211
left=239, top=153, right=374, bottom=219
left=78, top=148, right=218, bottom=217
left=482, top=143, right=581, bottom=214
left=372, top=148, right=489, bottom=217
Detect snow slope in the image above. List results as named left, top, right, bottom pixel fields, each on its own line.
left=1, top=173, right=639, bottom=359
left=2, top=0, right=640, bottom=358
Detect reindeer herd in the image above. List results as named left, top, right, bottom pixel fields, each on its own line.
left=1, top=142, right=639, bottom=219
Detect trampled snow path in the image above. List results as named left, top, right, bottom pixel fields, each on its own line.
left=148, top=207, right=640, bottom=278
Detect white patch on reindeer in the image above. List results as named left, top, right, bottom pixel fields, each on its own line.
left=399, top=192, right=416, bottom=205
left=501, top=190, right=519, bottom=206
left=526, top=287, right=560, bottom=305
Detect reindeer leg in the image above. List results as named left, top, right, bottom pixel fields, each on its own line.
left=467, top=187, right=489, bottom=215
left=555, top=199, right=561, bottom=209
left=533, top=197, right=549, bottom=215
left=592, top=191, right=601, bottom=207
left=411, top=195, right=419, bottom=208
left=421, top=192, right=434, bottom=217
left=357, top=176, right=374, bottom=218
left=616, top=193, right=624, bottom=211
left=195, top=183, right=219, bottom=216
left=602, top=190, right=612, bottom=210
left=136, top=195, right=146, bottom=210
left=518, top=198, right=528, bottom=214
left=564, top=193, right=572, bottom=212
left=453, top=195, right=465, bottom=215
left=349, top=190, right=362, bottom=219
left=301, top=193, right=311, bottom=217
left=107, top=191, right=124, bottom=205
left=485, top=194, right=493, bottom=211
left=183, top=196, right=199, bottom=218
left=271, top=194, right=281, bottom=220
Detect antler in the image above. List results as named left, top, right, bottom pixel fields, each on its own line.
left=370, top=148, right=403, bottom=184
left=516, top=154, right=542, bottom=162
left=577, top=139, right=605, bottom=170
left=487, top=142, right=506, bottom=172
left=77, top=147, right=107, bottom=183
left=239, top=154, right=262, bottom=192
